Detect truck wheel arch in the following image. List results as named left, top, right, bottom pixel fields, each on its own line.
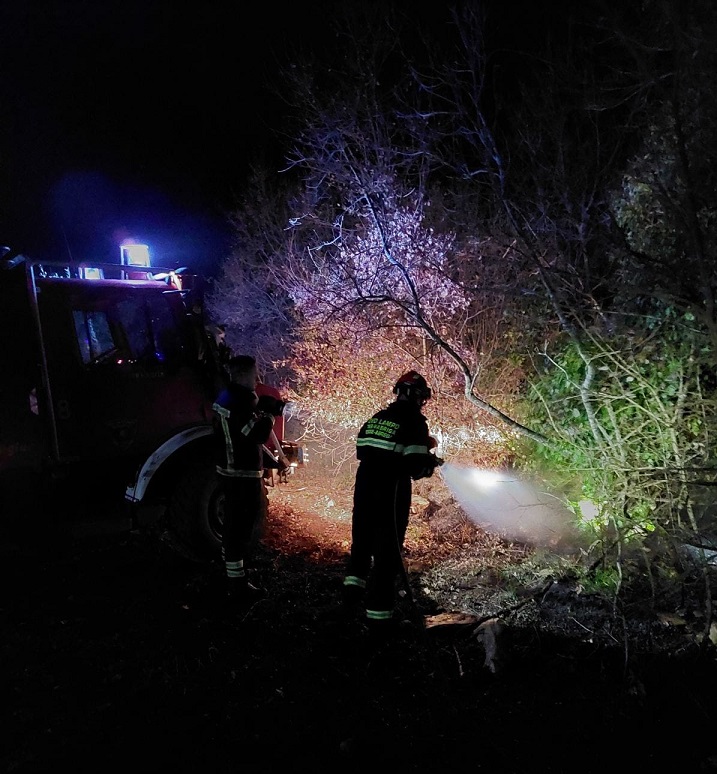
left=125, top=426, right=223, bottom=561
left=125, top=426, right=215, bottom=504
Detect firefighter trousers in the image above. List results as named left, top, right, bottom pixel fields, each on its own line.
left=220, top=475, right=266, bottom=573
left=345, top=469, right=411, bottom=618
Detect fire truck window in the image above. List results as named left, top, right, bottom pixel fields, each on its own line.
left=116, top=297, right=153, bottom=362
left=73, top=310, right=115, bottom=365
left=148, top=295, right=183, bottom=365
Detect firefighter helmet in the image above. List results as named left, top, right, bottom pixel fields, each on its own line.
left=393, top=370, right=432, bottom=403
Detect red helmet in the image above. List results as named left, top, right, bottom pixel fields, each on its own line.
left=393, top=371, right=432, bottom=403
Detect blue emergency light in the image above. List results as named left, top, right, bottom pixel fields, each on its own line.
left=120, top=243, right=151, bottom=267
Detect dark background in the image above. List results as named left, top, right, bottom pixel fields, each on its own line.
left=0, top=0, right=334, bottom=275
left=0, top=0, right=566, bottom=277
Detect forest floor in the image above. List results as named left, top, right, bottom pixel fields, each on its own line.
left=4, top=468, right=717, bottom=773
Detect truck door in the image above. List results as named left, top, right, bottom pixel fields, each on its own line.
left=36, top=278, right=214, bottom=467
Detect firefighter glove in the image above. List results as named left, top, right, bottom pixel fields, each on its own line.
left=257, top=394, right=286, bottom=417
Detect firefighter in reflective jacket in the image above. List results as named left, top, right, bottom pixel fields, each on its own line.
left=343, top=370, right=442, bottom=631
left=212, top=355, right=283, bottom=604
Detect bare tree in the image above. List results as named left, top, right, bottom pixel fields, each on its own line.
left=266, top=5, right=550, bottom=446
left=414, top=1, right=717, bottom=596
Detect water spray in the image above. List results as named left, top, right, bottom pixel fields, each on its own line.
left=437, top=461, right=582, bottom=551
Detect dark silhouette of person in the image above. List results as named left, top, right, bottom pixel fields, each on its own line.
left=343, top=370, right=442, bottom=635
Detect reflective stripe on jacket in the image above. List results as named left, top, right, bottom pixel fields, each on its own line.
left=212, top=383, right=274, bottom=475
left=356, top=399, right=437, bottom=481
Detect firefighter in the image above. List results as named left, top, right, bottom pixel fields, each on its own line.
left=343, top=370, right=443, bottom=635
left=212, top=355, right=283, bottom=606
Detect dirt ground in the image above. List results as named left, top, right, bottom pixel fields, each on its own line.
left=4, top=471, right=717, bottom=773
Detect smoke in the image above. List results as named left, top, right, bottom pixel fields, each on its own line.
left=439, top=463, right=583, bottom=552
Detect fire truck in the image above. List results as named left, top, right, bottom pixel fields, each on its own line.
left=0, top=243, right=302, bottom=559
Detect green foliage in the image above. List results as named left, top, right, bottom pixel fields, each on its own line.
left=579, top=566, right=621, bottom=596
left=516, top=302, right=716, bottom=560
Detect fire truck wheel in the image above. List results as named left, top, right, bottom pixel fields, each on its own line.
left=166, top=463, right=224, bottom=562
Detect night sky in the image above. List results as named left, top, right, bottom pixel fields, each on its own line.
left=0, top=1, right=563, bottom=278
left=0, top=0, right=335, bottom=276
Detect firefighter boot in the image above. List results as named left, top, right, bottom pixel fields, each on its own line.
left=341, top=580, right=365, bottom=615
left=366, top=617, right=398, bottom=648
left=226, top=576, right=266, bottom=609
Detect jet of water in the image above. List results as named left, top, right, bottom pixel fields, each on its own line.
left=439, top=462, right=583, bottom=551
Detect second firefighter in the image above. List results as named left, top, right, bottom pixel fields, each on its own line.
left=343, top=370, right=443, bottom=632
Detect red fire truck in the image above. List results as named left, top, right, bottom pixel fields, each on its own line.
left=0, top=244, right=303, bottom=558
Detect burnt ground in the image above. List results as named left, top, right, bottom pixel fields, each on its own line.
left=4, top=472, right=717, bottom=774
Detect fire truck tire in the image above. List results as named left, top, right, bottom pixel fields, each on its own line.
left=166, top=463, right=224, bottom=561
